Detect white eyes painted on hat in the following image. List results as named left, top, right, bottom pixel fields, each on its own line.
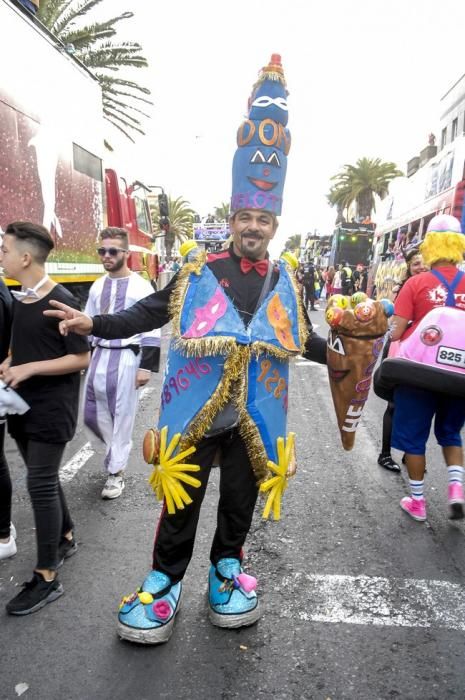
left=251, top=95, right=288, bottom=111
left=328, top=330, right=346, bottom=355
left=251, top=150, right=281, bottom=167
left=251, top=150, right=266, bottom=164
left=267, top=152, right=281, bottom=167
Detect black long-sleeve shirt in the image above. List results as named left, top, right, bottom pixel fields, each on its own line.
left=92, top=247, right=327, bottom=365
left=0, top=279, right=12, bottom=361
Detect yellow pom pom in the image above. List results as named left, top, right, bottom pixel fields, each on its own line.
left=138, top=591, right=154, bottom=605
left=179, top=240, right=198, bottom=258
left=280, top=251, right=299, bottom=270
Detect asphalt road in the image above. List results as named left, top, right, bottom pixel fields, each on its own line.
left=1, top=310, right=464, bottom=700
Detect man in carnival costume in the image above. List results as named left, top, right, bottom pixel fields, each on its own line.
left=45, top=55, right=327, bottom=644
left=387, top=214, right=465, bottom=522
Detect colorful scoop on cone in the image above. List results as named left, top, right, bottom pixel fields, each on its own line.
left=325, top=294, right=390, bottom=450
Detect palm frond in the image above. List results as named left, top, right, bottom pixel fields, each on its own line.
left=102, top=95, right=151, bottom=119
left=99, top=82, right=153, bottom=106
left=82, top=44, right=148, bottom=70
left=103, top=106, right=145, bottom=135
left=97, top=75, right=152, bottom=97
left=39, top=0, right=152, bottom=145
left=53, top=0, right=108, bottom=32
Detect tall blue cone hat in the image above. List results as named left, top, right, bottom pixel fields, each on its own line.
left=231, top=54, right=291, bottom=216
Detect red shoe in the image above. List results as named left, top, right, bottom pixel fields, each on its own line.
left=400, top=496, right=426, bottom=522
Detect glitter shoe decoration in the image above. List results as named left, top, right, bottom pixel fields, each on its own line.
left=208, top=558, right=260, bottom=628
left=117, top=570, right=182, bottom=644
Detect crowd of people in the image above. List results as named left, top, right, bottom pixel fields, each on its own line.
left=1, top=213, right=464, bottom=627
left=0, top=53, right=464, bottom=651
left=296, top=260, right=368, bottom=311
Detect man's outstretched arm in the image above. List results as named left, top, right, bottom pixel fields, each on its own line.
left=45, top=279, right=175, bottom=339
left=301, top=310, right=327, bottom=364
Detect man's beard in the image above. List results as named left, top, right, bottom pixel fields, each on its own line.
left=105, top=257, right=126, bottom=273
left=240, top=232, right=264, bottom=261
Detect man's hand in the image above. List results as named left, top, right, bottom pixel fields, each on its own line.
left=0, top=356, right=12, bottom=380
left=135, top=369, right=151, bottom=389
left=44, top=300, right=93, bottom=336
left=2, top=363, right=33, bottom=389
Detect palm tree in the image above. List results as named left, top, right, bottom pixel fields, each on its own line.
left=150, top=196, right=194, bottom=260
left=214, top=202, right=230, bottom=222
left=38, top=0, right=152, bottom=146
left=327, top=182, right=354, bottom=224
left=284, top=234, right=302, bottom=252
left=328, top=157, right=403, bottom=221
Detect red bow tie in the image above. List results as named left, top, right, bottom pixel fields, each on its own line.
left=240, top=258, right=269, bottom=277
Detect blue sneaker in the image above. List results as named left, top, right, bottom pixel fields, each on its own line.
left=208, top=558, right=260, bottom=628
left=117, top=570, right=182, bottom=645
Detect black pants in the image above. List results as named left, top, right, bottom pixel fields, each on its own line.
left=303, top=285, right=315, bottom=309
left=381, top=401, right=394, bottom=454
left=153, top=428, right=259, bottom=583
left=15, top=437, right=74, bottom=570
left=0, top=422, right=12, bottom=539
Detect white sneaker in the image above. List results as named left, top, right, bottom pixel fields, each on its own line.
left=10, top=523, right=17, bottom=540
left=101, top=474, right=125, bottom=500
left=0, top=535, right=17, bottom=560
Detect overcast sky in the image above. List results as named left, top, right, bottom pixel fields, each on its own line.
left=101, top=0, right=465, bottom=254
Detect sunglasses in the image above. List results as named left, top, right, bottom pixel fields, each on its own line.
left=97, top=247, right=128, bottom=257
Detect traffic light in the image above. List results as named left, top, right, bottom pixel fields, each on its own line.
left=159, top=216, right=170, bottom=232
left=158, top=193, right=169, bottom=218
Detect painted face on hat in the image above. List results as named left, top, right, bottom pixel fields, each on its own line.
left=249, top=80, right=289, bottom=126
left=231, top=55, right=291, bottom=217
left=232, top=141, right=287, bottom=212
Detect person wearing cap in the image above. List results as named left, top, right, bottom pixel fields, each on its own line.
left=389, top=214, right=465, bottom=522
left=0, top=221, right=90, bottom=616
left=45, top=55, right=327, bottom=644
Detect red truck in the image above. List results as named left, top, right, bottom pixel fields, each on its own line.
left=0, top=0, right=158, bottom=300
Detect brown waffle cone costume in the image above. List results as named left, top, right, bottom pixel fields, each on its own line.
left=326, top=299, right=388, bottom=450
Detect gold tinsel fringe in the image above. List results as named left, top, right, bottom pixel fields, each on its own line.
left=231, top=350, right=270, bottom=483
left=179, top=346, right=248, bottom=452
left=236, top=403, right=269, bottom=483
left=168, top=252, right=207, bottom=335
left=286, top=265, right=310, bottom=353
left=251, top=342, right=292, bottom=362
left=168, top=255, right=303, bottom=482
left=173, top=336, right=238, bottom=358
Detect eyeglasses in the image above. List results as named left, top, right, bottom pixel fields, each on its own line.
left=97, top=247, right=128, bottom=257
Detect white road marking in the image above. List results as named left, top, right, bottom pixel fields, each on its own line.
left=140, top=386, right=155, bottom=402
left=60, top=441, right=94, bottom=483
left=60, top=387, right=157, bottom=483
left=279, top=572, right=465, bottom=631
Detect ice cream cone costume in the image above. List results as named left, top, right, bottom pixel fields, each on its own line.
left=325, top=293, right=390, bottom=450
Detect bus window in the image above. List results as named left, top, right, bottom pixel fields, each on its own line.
left=135, top=197, right=151, bottom=234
